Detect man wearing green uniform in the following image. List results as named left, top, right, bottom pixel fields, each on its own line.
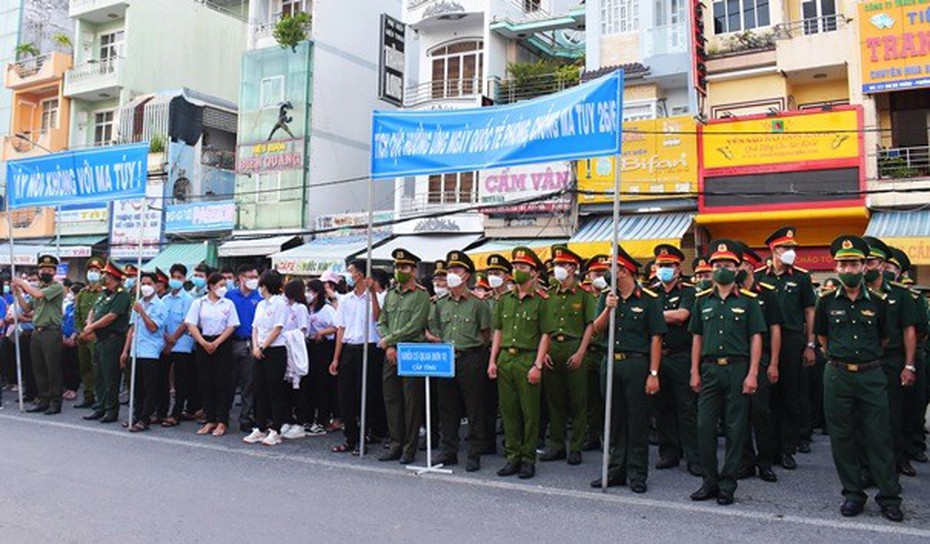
left=689, top=240, right=766, bottom=506
left=377, top=248, right=431, bottom=464
left=431, top=251, right=492, bottom=472
left=580, top=255, right=610, bottom=451
left=539, top=245, right=596, bottom=465
left=74, top=256, right=105, bottom=409
left=488, top=246, right=552, bottom=480
left=588, top=245, right=665, bottom=493
left=651, top=244, right=700, bottom=476
left=80, top=262, right=131, bottom=424
left=481, top=253, right=512, bottom=450
left=756, top=227, right=816, bottom=470
left=692, top=257, right=713, bottom=291
left=815, top=235, right=903, bottom=522
left=12, top=254, right=65, bottom=414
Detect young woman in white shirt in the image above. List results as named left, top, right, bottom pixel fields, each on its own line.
left=306, top=279, right=338, bottom=435
left=184, top=272, right=240, bottom=437
left=280, top=278, right=311, bottom=439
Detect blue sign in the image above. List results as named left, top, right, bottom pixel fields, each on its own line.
left=397, top=343, right=455, bottom=378
left=5, top=143, right=149, bottom=209
left=165, top=200, right=236, bottom=234
left=370, top=70, right=623, bottom=179
left=56, top=263, right=69, bottom=277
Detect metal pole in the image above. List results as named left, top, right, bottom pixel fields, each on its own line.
left=54, top=205, right=61, bottom=259
left=425, top=375, right=432, bottom=469
left=6, top=211, right=24, bottom=412
left=359, top=175, right=374, bottom=457
left=127, top=198, right=145, bottom=427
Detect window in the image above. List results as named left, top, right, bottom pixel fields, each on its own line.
left=281, top=0, right=307, bottom=18
left=99, top=30, right=123, bottom=73
left=429, top=40, right=483, bottom=99
left=601, top=0, right=639, bottom=35
left=524, top=0, right=541, bottom=12
left=712, top=0, right=770, bottom=34
left=260, top=76, right=285, bottom=109
left=257, top=172, right=281, bottom=204
left=427, top=172, right=477, bottom=205
left=40, top=98, right=58, bottom=132
left=93, top=110, right=115, bottom=146
left=623, top=100, right=657, bottom=121
left=802, top=0, right=837, bottom=34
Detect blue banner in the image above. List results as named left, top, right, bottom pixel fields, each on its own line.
left=165, top=200, right=236, bottom=234
left=397, top=343, right=455, bottom=378
left=370, top=71, right=623, bottom=179
left=5, top=143, right=148, bottom=209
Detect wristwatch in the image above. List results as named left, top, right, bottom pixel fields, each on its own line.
left=649, top=370, right=658, bottom=377
left=905, top=364, right=917, bottom=373
left=806, top=342, right=816, bottom=349
left=534, top=361, right=543, bottom=370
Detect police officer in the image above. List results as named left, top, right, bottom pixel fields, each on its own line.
left=756, top=227, right=816, bottom=469
left=431, top=260, right=449, bottom=298
left=482, top=253, right=512, bottom=447
left=815, top=235, right=903, bottom=522
left=377, top=248, right=431, bottom=464
left=540, top=245, right=596, bottom=465
left=431, top=250, right=492, bottom=472
left=74, top=256, right=105, bottom=409
left=581, top=254, right=610, bottom=451
left=80, top=262, right=131, bottom=423
left=689, top=240, right=766, bottom=506
left=651, top=244, right=701, bottom=476
left=488, top=246, right=552, bottom=480
left=12, top=254, right=65, bottom=414
left=589, top=245, right=666, bottom=493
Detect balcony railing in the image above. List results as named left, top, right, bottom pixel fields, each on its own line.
left=404, top=77, right=484, bottom=107
left=400, top=193, right=477, bottom=216
left=66, top=56, right=121, bottom=86
left=489, top=71, right=579, bottom=105
left=643, top=23, right=688, bottom=57
left=774, top=14, right=849, bottom=39
left=878, top=146, right=930, bottom=179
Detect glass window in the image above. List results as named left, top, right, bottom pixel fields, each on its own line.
left=257, top=172, right=281, bottom=204
left=712, top=0, right=771, bottom=34
left=260, top=76, right=285, bottom=109
left=429, top=40, right=483, bottom=99
left=40, top=98, right=58, bottom=132
left=427, top=172, right=478, bottom=205
left=99, top=30, right=123, bottom=73
left=601, top=0, right=639, bottom=35
left=281, top=0, right=306, bottom=18
left=93, top=110, right=115, bottom=146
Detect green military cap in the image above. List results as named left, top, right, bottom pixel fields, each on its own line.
left=433, top=260, right=448, bottom=277
left=102, top=261, right=126, bottom=279
left=613, top=244, right=641, bottom=273
left=511, top=246, right=543, bottom=270
left=585, top=254, right=610, bottom=273
left=446, top=250, right=475, bottom=273
left=692, top=257, right=712, bottom=273
left=653, top=243, right=685, bottom=264
left=551, top=244, right=582, bottom=266
left=486, top=253, right=511, bottom=273
left=732, top=240, right=764, bottom=268
left=474, top=271, right=491, bottom=289
left=37, top=254, right=59, bottom=268
left=765, top=226, right=799, bottom=249
left=861, top=236, right=890, bottom=261
left=708, top=239, right=742, bottom=264
left=86, top=256, right=106, bottom=270
left=900, top=271, right=915, bottom=286
left=392, top=248, right=421, bottom=266
left=888, top=246, right=911, bottom=273
left=830, top=235, right=869, bottom=261
left=544, top=259, right=555, bottom=273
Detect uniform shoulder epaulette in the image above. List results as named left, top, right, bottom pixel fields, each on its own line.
left=754, top=265, right=768, bottom=274
left=869, top=288, right=887, bottom=301
left=889, top=281, right=908, bottom=289
left=819, top=287, right=837, bottom=297
left=415, top=283, right=427, bottom=291
left=641, top=287, right=659, bottom=298
left=536, top=288, right=550, bottom=299
left=792, top=266, right=809, bottom=273
left=696, top=288, right=713, bottom=297
left=758, top=282, right=776, bottom=290
left=740, top=288, right=758, bottom=298
left=680, top=281, right=695, bottom=288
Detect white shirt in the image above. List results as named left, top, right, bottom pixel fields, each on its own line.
left=308, top=304, right=336, bottom=340
left=284, top=301, right=310, bottom=334
left=184, top=295, right=240, bottom=337
left=333, top=289, right=380, bottom=345
left=252, top=294, right=289, bottom=348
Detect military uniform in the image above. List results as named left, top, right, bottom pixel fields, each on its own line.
left=22, top=255, right=65, bottom=413
left=74, top=256, right=106, bottom=408
left=378, top=248, right=432, bottom=463
left=481, top=253, right=512, bottom=449
left=815, top=236, right=902, bottom=521
left=896, top=256, right=928, bottom=462
left=86, top=262, right=131, bottom=422
left=581, top=255, right=610, bottom=450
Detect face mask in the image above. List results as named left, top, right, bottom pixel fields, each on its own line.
left=87, top=271, right=101, bottom=283
left=779, top=249, right=797, bottom=266
left=446, top=272, right=464, bottom=289
left=864, top=269, right=881, bottom=283
left=66, top=292, right=75, bottom=302
left=169, top=279, right=184, bottom=290
left=697, top=279, right=713, bottom=291
left=713, top=267, right=736, bottom=285
left=40, top=273, right=53, bottom=284
left=592, top=276, right=608, bottom=290
left=346, top=275, right=356, bottom=288
left=307, top=292, right=317, bottom=303
left=553, top=266, right=570, bottom=282
left=2, top=285, right=8, bottom=294
left=214, top=286, right=228, bottom=298
left=29, top=281, right=39, bottom=289
left=395, top=270, right=411, bottom=285
left=882, top=270, right=897, bottom=283
left=245, top=279, right=259, bottom=291
left=125, top=278, right=136, bottom=289
left=655, top=267, right=675, bottom=284
left=488, top=275, right=504, bottom=289
left=434, top=286, right=448, bottom=297
left=838, top=272, right=862, bottom=288
left=191, top=277, right=207, bottom=289
left=513, top=270, right=531, bottom=285
left=226, top=279, right=235, bottom=291
left=735, top=269, right=748, bottom=285
left=141, top=285, right=156, bottom=298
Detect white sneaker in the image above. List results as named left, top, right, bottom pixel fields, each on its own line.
left=262, top=430, right=282, bottom=446
left=283, top=425, right=306, bottom=440
left=305, top=423, right=326, bottom=436
left=243, top=428, right=266, bottom=444
left=281, top=423, right=293, bottom=435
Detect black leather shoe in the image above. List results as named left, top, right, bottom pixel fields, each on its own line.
left=539, top=449, right=566, bottom=462
left=687, top=463, right=703, bottom=477
left=735, top=465, right=755, bottom=480
left=690, top=484, right=719, bottom=501
left=716, top=490, right=734, bottom=505
left=465, top=457, right=480, bottom=472
left=74, top=399, right=95, bottom=409
left=897, top=460, right=917, bottom=477
left=399, top=454, right=416, bottom=465
left=567, top=451, right=582, bottom=465
left=26, top=403, right=49, bottom=413
left=840, top=499, right=864, bottom=517
left=518, top=463, right=536, bottom=479
left=100, top=413, right=118, bottom=424
left=881, top=505, right=904, bottom=522
left=590, top=474, right=626, bottom=488
left=758, top=467, right=778, bottom=483
left=912, top=450, right=928, bottom=463
left=781, top=454, right=797, bottom=470
left=379, top=449, right=402, bottom=462
left=497, top=462, right=521, bottom=477
left=580, top=438, right=600, bottom=452
left=435, top=454, right=458, bottom=466
left=43, top=404, right=61, bottom=415
left=83, top=410, right=105, bottom=420
left=798, top=440, right=811, bottom=454
left=630, top=480, right=647, bottom=494
left=656, top=457, right=680, bottom=470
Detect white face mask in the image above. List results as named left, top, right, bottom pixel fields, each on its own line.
left=214, top=286, right=228, bottom=298
left=245, top=278, right=259, bottom=291
left=488, top=275, right=504, bottom=289
left=307, top=291, right=317, bottom=302
left=779, top=249, right=797, bottom=266
left=592, top=276, right=608, bottom=290
left=447, top=272, right=464, bottom=289
left=140, top=285, right=156, bottom=298
left=553, top=266, right=570, bottom=282
left=434, top=286, right=448, bottom=297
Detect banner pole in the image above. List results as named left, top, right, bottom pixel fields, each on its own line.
left=359, top=176, right=374, bottom=457
left=54, top=205, right=61, bottom=259
left=7, top=211, right=24, bottom=412
left=127, top=198, right=145, bottom=428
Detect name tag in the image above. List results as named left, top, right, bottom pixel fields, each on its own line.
left=702, top=307, right=714, bottom=313
left=830, top=310, right=846, bottom=316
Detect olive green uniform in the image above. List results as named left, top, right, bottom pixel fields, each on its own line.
left=582, top=288, right=607, bottom=447
left=597, top=287, right=667, bottom=483
left=741, top=282, right=783, bottom=471
left=25, top=281, right=65, bottom=407
left=492, top=289, right=551, bottom=464
left=75, top=285, right=102, bottom=404
left=541, top=283, right=597, bottom=454
left=689, top=288, right=767, bottom=495
left=430, top=291, right=492, bottom=459
left=92, top=286, right=131, bottom=417
left=378, top=284, right=431, bottom=459
left=907, top=291, right=929, bottom=457
left=815, top=286, right=901, bottom=509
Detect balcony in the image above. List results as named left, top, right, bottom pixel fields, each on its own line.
left=706, top=30, right=777, bottom=76
left=775, top=15, right=850, bottom=79
left=642, top=23, right=688, bottom=58
left=2, top=129, right=67, bottom=159
left=406, top=0, right=487, bottom=28
left=878, top=146, right=930, bottom=180
left=69, top=0, right=129, bottom=23
left=403, top=77, right=484, bottom=109
left=253, top=11, right=313, bottom=48
left=400, top=193, right=477, bottom=217
left=488, top=71, right=579, bottom=105
left=64, top=56, right=122, bottom=101
left=4, top=52, right=72, bottom=91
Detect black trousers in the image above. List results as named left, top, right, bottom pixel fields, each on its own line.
left=773, top=329, right=805, bottom=455
left=438, top=347, right=490, bottom=458
left=155, top=353, right=171, bottom=419
left=253, top=346, right=288, bottom=432
left=17, top=333, right=37, bottom=401
left=195, top=338, right=234, bottom=425
left=308, top=338, right=337, bottom=423
left=132, top=358, right=160, bottom=422
left=338, top=343, right=368, bottom=448
left=62, top=343, right=80, bottom=392
left=169, top=351, right=197, bottom=419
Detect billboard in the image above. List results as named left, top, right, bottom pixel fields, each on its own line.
left=109, top=177, right=165, bottom=260
left=165, top=201, right=236, bottom=234
left=479, top=161, right=573, bottom=213
left=858, top=1, right=930, bottom=93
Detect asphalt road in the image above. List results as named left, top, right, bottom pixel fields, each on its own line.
left=1, top=397, right=929, bottom=543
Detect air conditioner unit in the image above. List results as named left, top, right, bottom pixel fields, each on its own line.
left=672, top=106, right=689, bottom=115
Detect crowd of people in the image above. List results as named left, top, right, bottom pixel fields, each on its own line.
left=1, top=226, right=928, bottom=523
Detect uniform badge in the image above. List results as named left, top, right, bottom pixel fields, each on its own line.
left=842, top=239, right=853, bottom=250
left=861, top=309, right=876, bottom=317
left=669, top=297, right=680, bottom=304
left=631, top=306, right=644, bottom=313
left=731, top=307, right=745, bottom=314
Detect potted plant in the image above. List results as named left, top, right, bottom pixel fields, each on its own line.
left=52, top=32, right=73, bottom=53
left=13, top=42, right=41, bottom=77
left=273, top=12, right=312, bottom=52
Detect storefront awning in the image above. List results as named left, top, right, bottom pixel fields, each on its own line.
left=569, top=213, right=694, bottom=259
left=696, top=207, right=869, bottom=247
left=55, top=235, right=107, bottom=259
left=371, top=234, right=484, bottom=263
left=866, top=211, right=930, bottom=265
left=468, top=238, right=569, bottom=269
left=143, top=242, right=217, bottom=273
left=271, top=234, right=388, bottom=276
left=218, top=235, right=301, bottom=258
left=0, top=243, right=46, bottom=266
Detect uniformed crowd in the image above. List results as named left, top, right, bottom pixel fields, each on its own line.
left=1, top=226, right=927, bottom=523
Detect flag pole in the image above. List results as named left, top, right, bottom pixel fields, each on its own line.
left=127, top=198, right=145, bottom=428
left=359, top=175, right=374, bottom=457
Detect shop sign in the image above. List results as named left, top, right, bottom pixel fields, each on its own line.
left=479, top=161, right=572, bottom=213
left=235, top=138, right=305, bottom=174
left=859, top=1, right=930, bottom=93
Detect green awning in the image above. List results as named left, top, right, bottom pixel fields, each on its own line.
left=142, top=242, right=217, bottom=273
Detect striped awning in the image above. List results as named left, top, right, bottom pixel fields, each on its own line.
left=569, top=213, right=694, bottom=259
left=142, top=242, right=217, bottom=273
left=866, top=211, right=930, bottom=265
left=271, top=234, right=388, bottom=276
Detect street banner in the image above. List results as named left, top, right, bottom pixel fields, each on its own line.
left=5, top=143, right=148, bottom=209
left=370, top=70, right=623, bottom=178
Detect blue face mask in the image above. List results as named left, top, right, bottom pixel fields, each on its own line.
left=191, top=277, right=207, bottom=289
left=226, top=279, right=236, bottom=291
left=169, top=279, right=184, bottom=291
left=655, top=266, right=675, bottom=284
left=346, top=275, right=356, bottom=288
left=124, top=278, right=136, bottom=289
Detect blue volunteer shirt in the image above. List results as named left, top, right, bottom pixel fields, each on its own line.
left=131, top=295, right=167, bottom=359
left=226, top=287, right=261, bottom=340
left=62, top=301, right=75, bottom=338
left=163, top=289, right=195, bottom=353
